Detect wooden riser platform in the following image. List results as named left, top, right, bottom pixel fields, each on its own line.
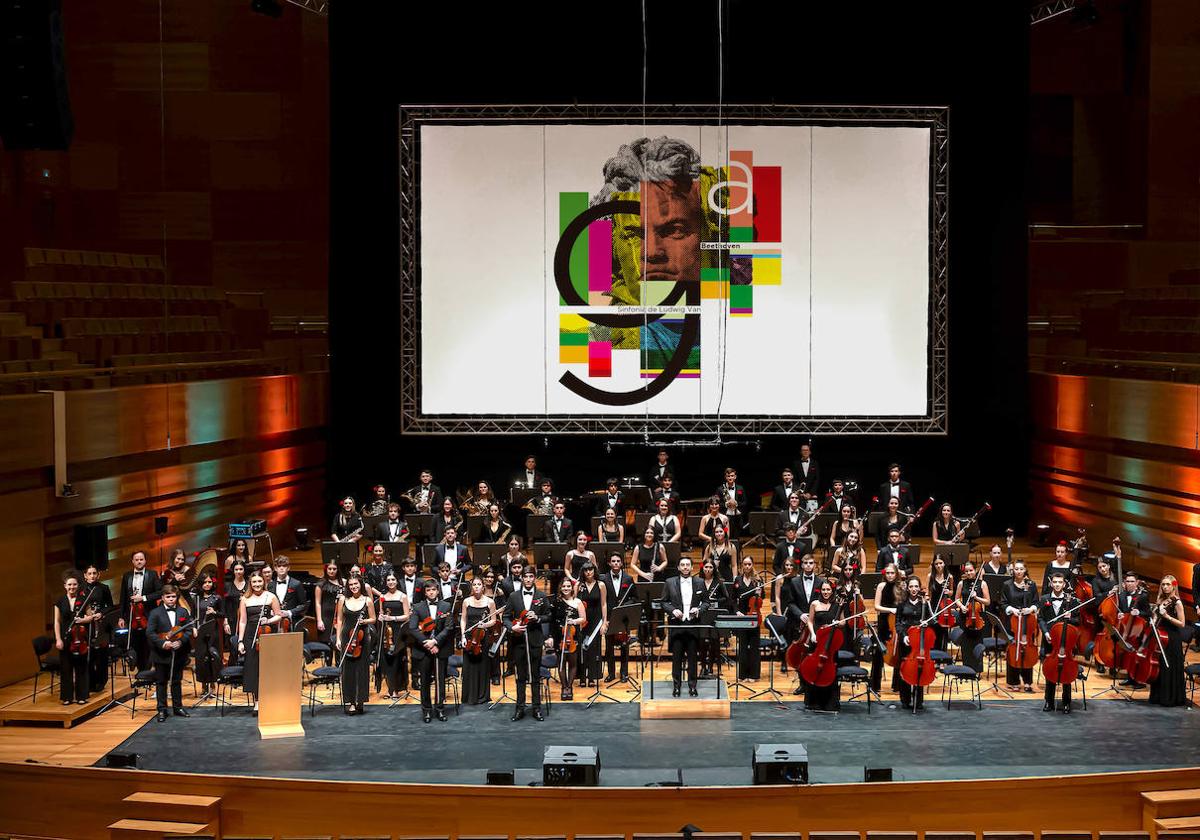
left=640, top=680, right=730, bottom=718
left=0, top=683, right=135, bottom=728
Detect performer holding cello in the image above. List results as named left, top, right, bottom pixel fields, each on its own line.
left=871, top=564, right=903, bottom=693
left=800, top=580, right=843, bottom=712
left=1001, top=560, right=1039, bottom=693
left=1038, top=570, right=1080, bottom=714
left=897, top=577, right=937, bottom=712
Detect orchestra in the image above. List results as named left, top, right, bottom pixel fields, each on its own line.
left=44, top=455, right=1197, bottom=727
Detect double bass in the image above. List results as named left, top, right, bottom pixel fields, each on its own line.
left=1122, top=608, right=1169, bottom=685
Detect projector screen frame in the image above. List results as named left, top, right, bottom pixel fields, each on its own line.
left=398, top=103, right=948, bottom=436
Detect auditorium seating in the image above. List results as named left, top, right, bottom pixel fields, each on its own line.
left=134, top=831, right=1200, bottom=840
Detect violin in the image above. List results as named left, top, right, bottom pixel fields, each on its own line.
left=934, top=575, right=956, bottom=628
left=343, top=618, right=367, bottom=659
left=129, top=599, right=148, bottom=632
left=958, top=575, right=986, bottom=631
left=841, top=585, right=866, bottom=632
left=69, top=612, right=91, bottom=656
left=899, top=595, right=938, bottom=688
left=157, top=617, right=197, bottom=644
left=799, top=603, right=844, bottom=688
left=419, top=615, right=438, bottom=635
left=561, top=603, right=585, bottom=655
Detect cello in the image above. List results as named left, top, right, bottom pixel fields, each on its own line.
left=1123, top=610, right=1168, bottom=686
left=1041, top=592, right=1096, bottom=685
left=899, top=592, right=938, bottom=689
left=799, top=595, right=847, bottom=688
left=1005, top=578, right=1040, bottom=671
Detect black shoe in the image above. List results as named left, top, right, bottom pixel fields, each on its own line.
left=606, top=672, right=615, bottom=682
left=915, top=703, right=924, bottom=711
left=511, top=709, right=526, bottom=722
left=1095, top=665, right=1107, bottom=675
left=688, top=685, right=699, bottom=697
left=1119, top=678, right=1135, bottom=686
left=436, top=709, right=447, bottom=722
left=901, top=703, right=912, bottom=710
left=672, top=684, right=681, bottom=697
left=422, top=712, right=432, bottom=723
left=156, top=710, right=169, bottom=722
left=490, top=677, right=500, bottom=686
left=1043, top=701, right=1054, bottom=712
left=532, top=708, right=544, bottom=721
left=792, top=686, right=803, bottom=696
left=1062, top=704, right=1071, bottom=715
left=172, top=708, right=190, bottom=718
left=1130, top=682, right=1145, bottom=690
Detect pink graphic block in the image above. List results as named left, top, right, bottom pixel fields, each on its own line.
left=588, top=341, right=612, bottom=378
left=588, top=219, right=612, bottom=293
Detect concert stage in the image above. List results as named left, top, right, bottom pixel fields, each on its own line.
left=104, top=700, right=1198, bottom=788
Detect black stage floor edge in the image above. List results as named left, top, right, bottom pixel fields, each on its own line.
left=103, top=701, right=1197, bottom=788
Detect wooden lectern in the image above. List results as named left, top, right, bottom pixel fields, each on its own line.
left=257, top=631, right=305, bottom=740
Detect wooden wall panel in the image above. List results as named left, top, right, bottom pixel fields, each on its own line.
left=0, top=762, right=1196, bottom=840
left=0, top=525, right=46, bottom=686
left=0, top=395, right=53, bottom=473
left=1030, top=371, right=1200, bottom=600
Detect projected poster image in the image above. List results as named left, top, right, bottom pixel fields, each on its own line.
left=408, top=109, right=945, bottom=433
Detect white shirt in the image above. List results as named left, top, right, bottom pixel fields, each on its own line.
left=403, top=578, right=416, bottom=599
left=800, top=460, right=811, bottom=478
left=132, top=571, right=144, bottom=595
left=165, top=608, right=177, bottom=627
left=890, top=482, right=900, bottom=499
left=428, top=603, right=438, bottom=621
left=802, top=575, right=815, bottom=599
left=679, top=577, right=694, bottom=619
left=388, top=521, right=403, bottom=539
left=525, top=470, right=536, bottom=486
left=522, top=590, right=535, bottom=610
left=274, top=579, right=289, bottom=602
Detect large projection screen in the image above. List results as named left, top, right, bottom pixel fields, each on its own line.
left=399, top=105, right=947, bottom=435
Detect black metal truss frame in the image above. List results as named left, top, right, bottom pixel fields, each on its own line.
left=398, top=103, right=948, bottom=436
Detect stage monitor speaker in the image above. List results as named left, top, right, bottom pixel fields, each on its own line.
left=486, top=769, right=514, bottom=785
left=0, top=0, right=74, bottom=149
left=103, top=750, right=139, bottom=769
left=154, top=516, right=168, bottom=536
left=864, top=766, right=893, bottom=782
left=752, top=743, right=808, bottom=785
left=543, top=745, right=600, bottom=786
left=73, top=523, right=108, bottom=570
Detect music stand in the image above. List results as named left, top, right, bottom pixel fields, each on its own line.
left=605, top=603, right=644, bottom=696
left=749, top=613, right=788, bottom=705
left=898, top=542, right=922, bottom=572
left=464, top=515, right=485, bottom=543
left=633, top=581, right=664, bottom=691
left=858, top=573, right=883, bottom=599
left=472, top=543, right=511, bottom=573
left=934, top=544, right=970, bottom=576
left=320, top=541, right=357, bottom=567
left=866, top=512, right=887, bottom=540
left=530, top=542, right=566, bottom=590
left=747, top=511, right=775, bottom=536
left=982, top=609, right=1015, bottom=699
left=632, top=512, right=653, bottom=534
left=362, top=514, right=386, bottom=543
left=622, top=484, right=653, bottom=512
left=715, top=614, right=759, bottom=699
left=525, top=514, right=549, bottom=543
left=509, top=486, right=537, bottom=507
left=378, top=541, right=408, bottom=567
left=407, top=514, right=434, bottom=546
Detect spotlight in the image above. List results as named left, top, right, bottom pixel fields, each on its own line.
left=294, top=527, right=311, bottom=551
left=250, top=0, right=283, bottom=17
left=1034, top=523, right=1050, bottom=548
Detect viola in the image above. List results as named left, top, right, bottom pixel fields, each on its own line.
left=1006, top=609, right=1040, bottom=670
left=958, top=577, right=986, bottom=631
left=1041, top=620, right=1080, bottom=685
left=129, top=600, right=148, bottom=632
left=899, top=621, right=938, bottom=687
left=935, top=578, right=956, bottom=628
left=69, top=616, right=90, bottom=656
left=799, top=615, right=844, bottom=687
left=842, top=589, right=866, bottom=631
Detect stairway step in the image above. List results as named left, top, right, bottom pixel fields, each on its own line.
left=122, top=791, right=220, bottom=823
left=1157, top=817, right=1200, bottom=830
left=1143, top=789, right=1200, bottom=820
left=107, top=817, right=211, bottom=839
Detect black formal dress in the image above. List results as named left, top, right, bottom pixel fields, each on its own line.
left=895, top=598, right=927, bottom=709
left=731, top=575, right=762, bottom=680
left=80, top=581, right=115, bottom=690
left=871, top=583, right=899, bottom=691
left=804, top=606, right=841, bottom=712
left=338, top=601, right=372, bottom=708
left=1001, top=579, right=1039, bottom=687
left=710, top=545, right=736, bottom=583
left=55, top=595, right=91, bottom=702
left=461, top=603, right=492, bottom=705
left=577, top=581, right=604, bottom=683
left=927, top=575, right=953, bottom=651
left=242, top=602, right=268, bottom=696
left=696, top=576, right=728, bottom=675
left=634, top=543, right=661, bottom=581
left=192, top=593, right=224, bottom=687
left=1148, top=602, right=1187, bottom=707
left=956, top=580, right=987, bottom=674
left=376, top=597, right=408, bottom=696
left=316, top=579, right=343, bottom=655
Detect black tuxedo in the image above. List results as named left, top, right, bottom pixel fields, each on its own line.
left=1037, top=591, right=1079, bottom=703
left=650, top=462, right=674, bottom=487
left=661, top=575, right=705, bottom=688
left=594, top=491, right=624, bottom=517
left=794, top=458, right=821, bottom=503
left=374, top=518, right=409, bottom=542
left=503, top=588, right=551, bottom=709
left=771, top=483, right=802, bottom=511
left=147, top=603, right=192, bottom=711
left=408, top=482, right=442, bottom=511
left=409, top=599, right=454, bottom=710
left=397, top=575, right=427, bottom=605
left=876, top=544, right=913, bottom=574
left=543, top=516, right=574, bottom=543
left=268, top=576, right=308, bottom=624
left=785, top=575, right=824, bottom=622
left=119, top=568, right=162, bottom=670
left=716, top=483, right=747, bottom=515
left=434, top=542, right=471, bottom=575
left=650, top=488, right=680, bottom=514
left=774, top=507, right=816, bottom=544
left=877, top=479, right=915, bottom=513
left=513, top=470, right=546, bottom=491
left=602, top=569, right=636, bottom=680
left=772, top=539, right=809, bottom=575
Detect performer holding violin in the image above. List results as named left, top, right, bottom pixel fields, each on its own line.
left=460, top=577, right=498, bottom=704
left=410, top=579, right=452, bottom=722
left=897, top=577, right=936, bottom=711
left=801, top=580, right=844, bottom=712
left=147, top=584, right=195, bottom=722
left=53, top=570, right=100, bottom=705
left=696, top=558, right=727, bottom=678
left=503, top=566, right=550, bottom=721
left=1147, top=575, right=1186, bottom=707
left=118, top=550, right=161, bottom=672
left=80, top=564, right=115, bottom=691
left=926, top=556, right=954, bottom=652
left=1001, top=560, right=1039, bottom=693
left=192, top=572, right=224, bottom=696
left=732, top=557, right=763, bottom=680
left=1038, top=571, right=1080, bottom=714
left=332, top=575, right=374, bottom=715
left=550, top=578, right=587, bottom=700
left=872, top=564, right=903, bottom=692
left=376, top=572, right=412, bottom=701
left=575, top=561, right=608, bottom=688
left=237, top=570, right=283, bottom=711
left=953, top=562, right=990, bottom=674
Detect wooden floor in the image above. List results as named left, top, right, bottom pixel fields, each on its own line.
left=1, top=537, right=1193, bottom=770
